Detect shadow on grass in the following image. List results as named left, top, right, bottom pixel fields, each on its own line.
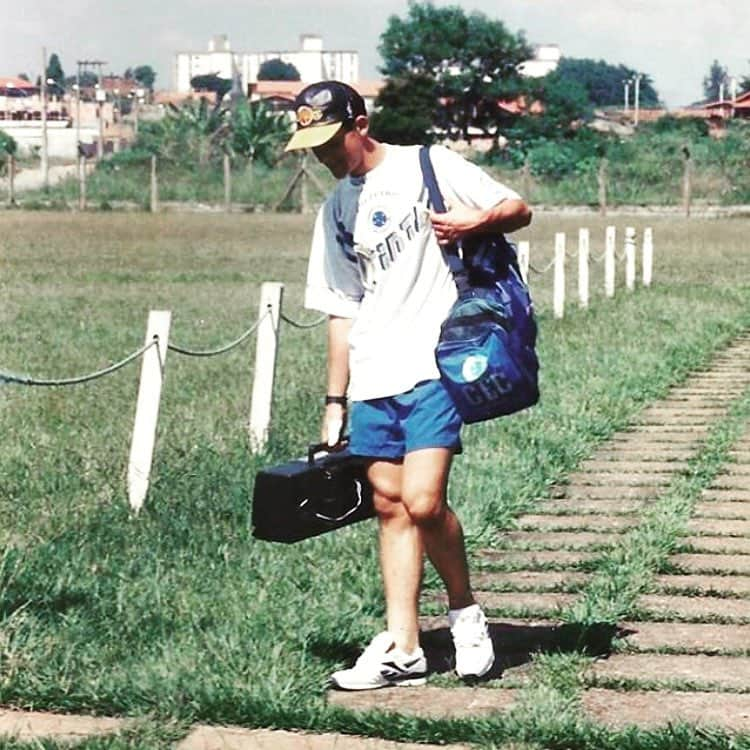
left=421, top=621, right=624, bottom=681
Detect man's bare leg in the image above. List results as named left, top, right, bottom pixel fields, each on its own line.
left=369, top=450, right=476, bottom=657
left=401, top=448, right=475, bottom=611
left=368, top=459, right=423, bottom=653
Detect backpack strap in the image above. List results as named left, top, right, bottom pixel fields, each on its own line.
left=418, top=146, right=471, bottom=295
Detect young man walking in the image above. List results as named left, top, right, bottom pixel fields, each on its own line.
left=286, top=81, right=532, bottom=691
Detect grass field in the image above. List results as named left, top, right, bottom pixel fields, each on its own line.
left=1, top=211, right=750, bottom=749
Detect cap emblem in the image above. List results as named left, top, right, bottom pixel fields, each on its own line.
left=296, top=105, right=324, bottom=128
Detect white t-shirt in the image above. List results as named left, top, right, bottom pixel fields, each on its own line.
left=304, top=144, right=520, bottom=402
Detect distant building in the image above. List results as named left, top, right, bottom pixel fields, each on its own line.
left=0, top=76, right=38, bottom=96
left=173, top=34, right=359, bottom=94
left=703, top=89, right=750, bottom=119
left=517, top=45, right=561, bottom=78
left=248, top=79, right=383, bottom=113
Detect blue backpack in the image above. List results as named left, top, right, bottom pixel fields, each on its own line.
left=419, top=146, right=539, bottom=423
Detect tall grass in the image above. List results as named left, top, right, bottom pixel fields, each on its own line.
left=1, top=212, right=749, bottom=747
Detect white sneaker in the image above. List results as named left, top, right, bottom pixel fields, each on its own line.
left=449, top=604, right=494, bottom=679
left=330, top=631, right=427, bottom=690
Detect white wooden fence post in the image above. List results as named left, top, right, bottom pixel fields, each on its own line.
left=249, top=282, right=284, bottom=453
left=517, top=240, right=530, bottom=283
left=553, top=232, right=566, bottom=320
left=150, top=155, right=158, bottom=213
left=128, top=310, right=171, bottom=513
left=625, top=226, right=636, bottom=291
left=643, top=227, right=653, bottom=287
left=578, top=227, right=589, bottom=309
left=605, top=225, right=616, bottom=298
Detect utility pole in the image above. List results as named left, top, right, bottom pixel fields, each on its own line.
left=75, top=67, right=81, bottom=151
left=633, top=73, right=643, bottom=126
left=41, top=47, right=49, bottom=190
left=622, top=79, right=631, bottom=113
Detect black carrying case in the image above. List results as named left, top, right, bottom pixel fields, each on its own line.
left=252, top=442, right=375, bottom=543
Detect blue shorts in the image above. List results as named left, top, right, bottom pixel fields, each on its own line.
left=349, top=379, right=462, bottom=460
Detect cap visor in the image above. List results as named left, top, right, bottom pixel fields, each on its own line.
left=285, top=122, right=343, bottom=151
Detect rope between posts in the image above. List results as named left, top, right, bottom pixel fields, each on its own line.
left=167, top=309, right=270, bottom=357
left=0, top=339, right=157, bottom=387
left=280, top=311, right=327, bottom=329
left=592, top=250, right=608, bottom=263
left=528, top=258, right=556, bottom=274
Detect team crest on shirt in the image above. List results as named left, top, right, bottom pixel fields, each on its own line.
left=369, top=209, right=389, bottom=231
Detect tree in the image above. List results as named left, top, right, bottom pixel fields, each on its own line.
left=554, top=58, right=659, bottom=108
left=190, top=73, right=232, bottom=103
left=258, top=58, right=301, bottom=81
left=45, top=53, right=65, bottom=94
left=65, top=71, right=98, bottom=89
left=536, top=71, right=591, bottom=131
left=230, top=100, right=291, bottom=165
left=133, top=65, right=156, bottom=90
left=377, top=1, right=531, bottom=140
left=17, top=73, right=29, bottom=82
left=703, top=59, right=729, bottom=102
left=739, top=62, right=750, bottom=94
left=370, top=73, right=438, bottom=144
left=0, top=129, right=17, bottom=155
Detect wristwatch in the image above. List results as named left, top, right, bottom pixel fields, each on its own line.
left=325, top=395, right=348, bottom=406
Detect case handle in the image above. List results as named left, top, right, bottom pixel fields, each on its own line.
left=307, top=437, right=350, bottom=465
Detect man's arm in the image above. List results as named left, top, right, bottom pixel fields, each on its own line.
left=429, top=198, right=532, bottom=246
left=322, top=315, right=352, bottom=446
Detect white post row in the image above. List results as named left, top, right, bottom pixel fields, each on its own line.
left=578, top=228, right=589, bottom=309
left=553, top=232, right=566, bottom=319
left=625, top=226, right=636, bottom=291
left=643, top=227, right=654, bottom=287
left=128, top=310, right=171, bottom=513
left=604, top=225, right=616, bottom=298
left=517, top=240, right=530, bottom=283
left=249, top=282, right=284, bottom=453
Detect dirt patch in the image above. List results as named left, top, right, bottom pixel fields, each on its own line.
left=477, top=549, right=596, bottom=568
left=328, top=685, right=517, bottom=720
left=697, top=491, right=750, bottom=508
left=590, top=653, right=750, bottom=690
left=672, top=553, right=750, bottom=574
left=518, top=514, right=637, bottom=532
left=564, top=471, right=673, bottom=486
left=471, top=570, right=589, bottom=591
left=687, top=518, right=750, bottom=535
left=693, top=501, right=750, bottom=519
left=640, top=593, right=750, bottom=620
left=580, top=460, right=689, bottom=473
left=472, top=591, right=576, bottom=615
left=179, top=725, right=474, bottom=750
left=504, top=530, right=619, bottom=549
left=582, top=688, right=750, bottom=731
left=653, top=573, right=750, bottom=595
left=682, top=535, right=750, bottom=554
left=621, top=621, right=750, bottom=653
left=593, top=447, right=696, bottom=460
left=553, top=484, right=660, bottom=500
left=0, top=709, right=125, bottom=742
left=542, top=498, right=642, bottom=515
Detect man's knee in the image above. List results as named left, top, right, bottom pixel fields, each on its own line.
left=373, top=490, right=406, bottom=521
left=402, top=488, right=446, bottom=527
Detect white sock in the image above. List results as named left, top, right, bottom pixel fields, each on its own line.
left=449, top=602, right=481, bottom=626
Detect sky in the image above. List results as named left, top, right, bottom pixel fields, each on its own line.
left=3, top=0, right=748, bottom=108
